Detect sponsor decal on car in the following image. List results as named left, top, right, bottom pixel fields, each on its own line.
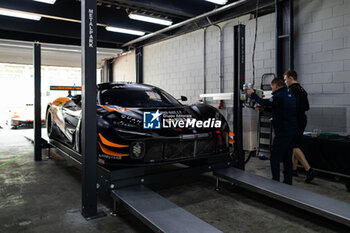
left=143, top=110, right=222, bottom=129
left=143, top=110, right=162, bottom=129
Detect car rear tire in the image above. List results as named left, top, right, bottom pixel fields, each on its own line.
left=46, top=109, right=58, bottom=139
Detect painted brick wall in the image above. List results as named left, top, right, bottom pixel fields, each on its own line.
left=143, top=14, right=276, bottom=104
left=294, top=0, right=350, bottom=133
left=112, top=50, right=136, bottom=82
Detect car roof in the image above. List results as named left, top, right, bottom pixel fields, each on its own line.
left=97, top=82, right=156, bottom=91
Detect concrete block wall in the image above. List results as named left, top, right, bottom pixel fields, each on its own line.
left=112, top=50, right=136, bottom=82
left=144, top=29, right=205, bottom=102
left=144, top=13, right=276, bottom=104
left=294, top=0, right=350, bottom=133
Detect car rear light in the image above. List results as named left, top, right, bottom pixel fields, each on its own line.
left=229, top=131, right=235, bottom=144
left=216, top=130, right=222, bottom=146
left=11, top=120, right=19, bottom=126
left=98, top=158, right=106, bottom=165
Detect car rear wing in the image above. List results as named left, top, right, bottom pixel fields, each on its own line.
left=50, top=86, right=81, bottom=97
left=50, top=86, right=82, bottom=91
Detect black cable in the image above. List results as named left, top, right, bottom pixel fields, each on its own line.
left=252, top=0, right=259, bottom=87
left=245, top=151, right=253, bottom=164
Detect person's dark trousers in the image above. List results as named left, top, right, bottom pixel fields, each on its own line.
left=270, top=136, right=295, bottom=185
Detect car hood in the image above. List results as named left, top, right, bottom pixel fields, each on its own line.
left=97, top=104, right=219, bottom=136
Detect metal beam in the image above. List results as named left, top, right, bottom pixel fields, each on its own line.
left=136, top=47, right=143, bottom=83
left=99, top=0, right=195, bottom=18
left=122, top=0, right=247, bottom=47
left=81, top=0, right=98, bottom=219
left=102, top=59, right=114, bottom=83
left=275, top=0, right=294, bottom=77
left=0, top=16, right=133, bottom=48
left=124, top=0, right=275, bottom=48
left=233, top=24, right=245, bottom=170
left=0, top=0, right=164, bottom=32
left=34, top=42, right=41, bottom=162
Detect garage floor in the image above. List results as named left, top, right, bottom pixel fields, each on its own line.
left=0, top=128, right=349, bottom=233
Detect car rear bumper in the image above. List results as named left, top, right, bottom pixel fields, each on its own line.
left=10, top=119, right=45, bottom=128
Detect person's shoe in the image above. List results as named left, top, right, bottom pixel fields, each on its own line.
left=305, top=168, right=316, bottom=183
left=292, top=169, right=298, bottom=177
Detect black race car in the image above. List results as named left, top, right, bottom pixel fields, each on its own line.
left=46, top=82, right=232, bottom=166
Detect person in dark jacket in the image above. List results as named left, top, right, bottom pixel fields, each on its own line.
left=284, top=70, right=316, bottom=183
left=248, top=78, right=297, bottom=185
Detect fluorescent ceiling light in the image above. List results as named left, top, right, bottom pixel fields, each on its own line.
left=129, top=13, right=173, bottom=26
left=205, top=0, right=228, bottom=5
left=106, top=26, right=145, bottom=36
left=0, top=9, right=41, bottom=21
left=34, top=0, right=56, bottom=4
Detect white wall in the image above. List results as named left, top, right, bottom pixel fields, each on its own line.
left=294, top=0, right=350, bottom=133
left=144, top=13, right=276, bottom=104
left=112, top=50, right=136, bottom=82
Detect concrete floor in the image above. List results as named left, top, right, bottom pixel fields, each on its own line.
left=0, top=128, right=349, bottom=233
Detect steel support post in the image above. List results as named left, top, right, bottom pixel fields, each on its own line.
left=102, top=59, right=114, bottom=83
left=81, top=0, right=99, bottom=219
left=233, top=24, right=245, bottom=170
left=34, top=42, right=42, bottom=162
left=276, top=0, right=294, bottom=77
left=136, top=47, right=143, bottom=84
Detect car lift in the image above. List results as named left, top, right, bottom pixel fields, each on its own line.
left=31, top=1, right=350, bottom=232
left=213, top=23, right=350, bottom=227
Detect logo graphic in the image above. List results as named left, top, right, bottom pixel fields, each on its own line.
left=143, top=109, right=222, bottom=129
left=143, top=110, right=162, bottom=129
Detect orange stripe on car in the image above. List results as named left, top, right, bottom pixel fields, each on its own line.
left=98, top=133, right=129, bottom=148
left=101, top=105, right=131, bottom=112
left=98, top=142, right=129, bottom=157
left=101, top=105, right=115, bottom=112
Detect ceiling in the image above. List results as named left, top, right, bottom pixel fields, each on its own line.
left=0, top=0, right=275, bottom=49
left=0, top=39, right=122, bottom=67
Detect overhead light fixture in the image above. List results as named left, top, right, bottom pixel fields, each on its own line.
left=105, top=26, right=145, bottom=36
left=128, top=13, right=173, bottom=26
left=205, top=0, right=228, bottom=5
left=34, top=0, right=56, bottom=4
left=0, top=9, right=41, bottom=21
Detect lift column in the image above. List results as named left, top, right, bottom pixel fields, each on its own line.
left=233, top=24, right=245, bottom=170
left=136, top=47, right=143, bottom=84
left=81, top=0, right=99, bottom=219
left=34, top=42, right=42, bottom=162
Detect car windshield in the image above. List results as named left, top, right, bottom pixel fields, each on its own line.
left=99, top=88, right=182, bottom=107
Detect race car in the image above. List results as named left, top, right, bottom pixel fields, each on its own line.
left=7, top=104, right=45, bottom=129
left=46, top=82, right=232, bottom=167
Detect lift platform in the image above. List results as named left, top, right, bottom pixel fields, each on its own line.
left=111, top=185, right=222, bottom=233
left=44, top=137, right=229, bottom=232
left=25, top=134, right=350, bottom=229
left=213, top=167, right=350, bottom=227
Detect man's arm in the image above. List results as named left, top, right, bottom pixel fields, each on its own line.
left=250, top=92, right=275, bottom=107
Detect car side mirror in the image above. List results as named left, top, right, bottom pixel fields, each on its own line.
left=179, top=96, right=187, bottom=101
